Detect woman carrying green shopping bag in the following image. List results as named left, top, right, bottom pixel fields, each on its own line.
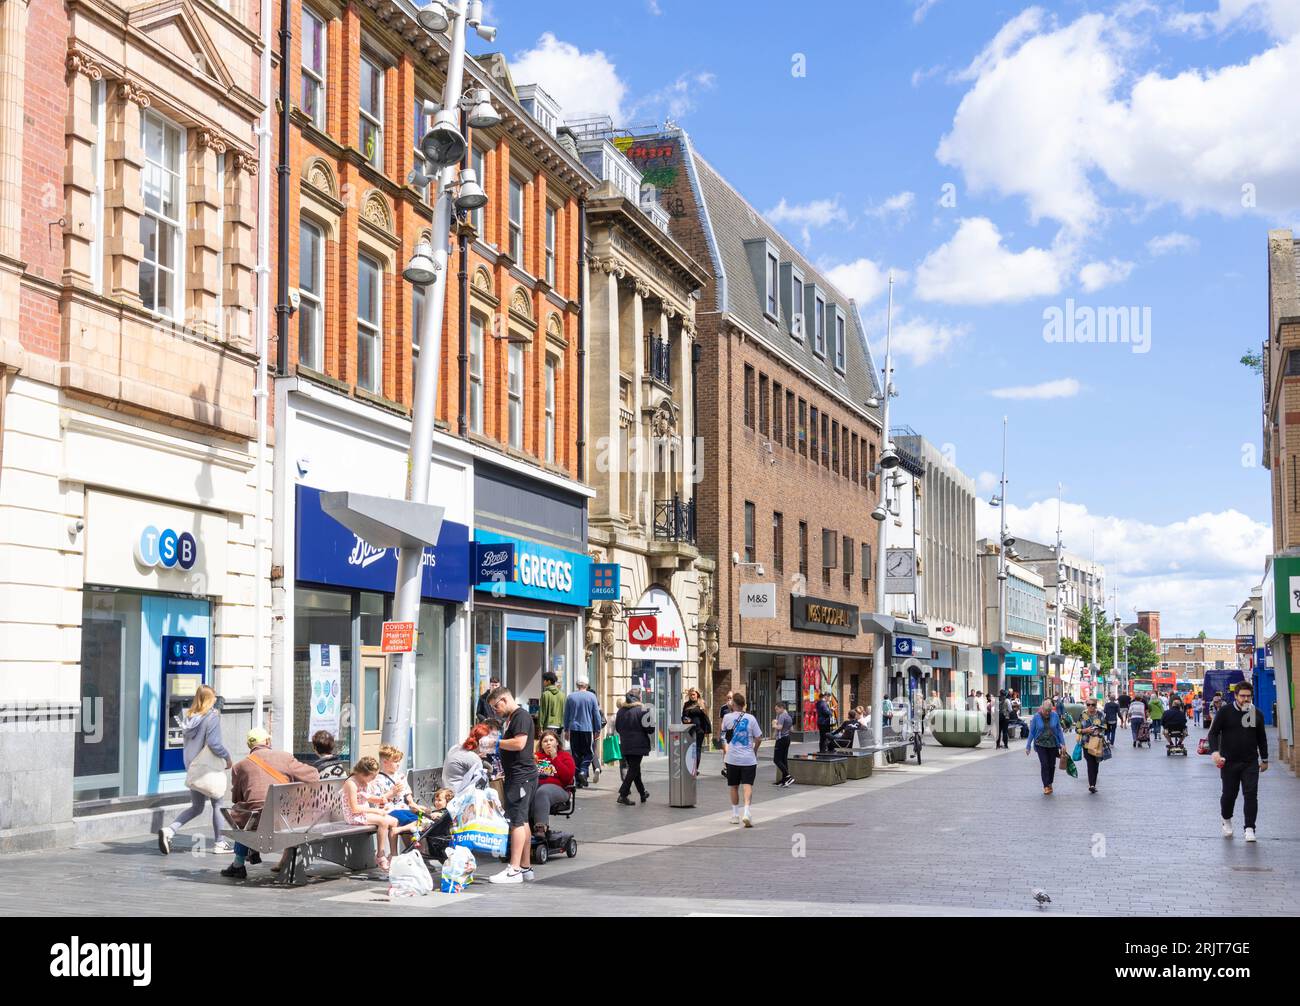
left=1077, top=697, right=1109, bottom=794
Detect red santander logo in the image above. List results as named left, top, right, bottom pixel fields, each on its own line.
left=629, top=614, right=657, bottom=645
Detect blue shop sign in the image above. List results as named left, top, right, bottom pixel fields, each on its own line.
left=982, top=650, right=1041, bottom=676
left=475, top=541, right=515, bottom=584
left=589, top=563, right=620, bottom=601
left=473, top=530, right=590, bottom=606
left=295, top=484, right=470, bottom=603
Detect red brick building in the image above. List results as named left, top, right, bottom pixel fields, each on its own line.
left=624, top=129, right=884, bottom=733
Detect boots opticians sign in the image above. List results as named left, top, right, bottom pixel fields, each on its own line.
left=135, top=525, right=198, bottom=570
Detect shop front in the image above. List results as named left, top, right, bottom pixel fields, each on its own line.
left=984, top=650, right=1044, bottom=708
left=627, top=586, right=689, bottom=754
left=891, top=632, right=933, bottom=705
left=74, top=490, right=229, bottom=803
left=470, top=460, right=592, bottom=722
left=293, top=485, right=471, bottom=765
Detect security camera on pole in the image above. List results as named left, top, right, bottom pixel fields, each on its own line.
left=320, top=1, right=499, bottom=758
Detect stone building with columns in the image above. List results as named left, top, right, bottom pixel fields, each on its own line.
left=568, top=124, right=714, bottom=744
left=0, top=0, right=267, bottom=852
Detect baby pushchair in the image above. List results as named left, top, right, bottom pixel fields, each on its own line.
left=1165, top=729, right=1187, bottom=756
left=1133, top=719, right=1151, bottom=748
left=407, top=808, right=454, bottom=863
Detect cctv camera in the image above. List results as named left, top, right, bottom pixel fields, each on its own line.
left=68, top=518, right=85, bottom=535
left=731, top=551, right=740, bottom=565
left=756, top=564, right=766, bottom=577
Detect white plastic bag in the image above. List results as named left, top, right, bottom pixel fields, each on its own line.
left=387, top=849, right=434, bottom=898
left=440, top=845, right=477, bottom=893
left=448, top=785, right=509, bottom=857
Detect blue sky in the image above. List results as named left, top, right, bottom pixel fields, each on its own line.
left=477, top=0, right=1300, bottom=634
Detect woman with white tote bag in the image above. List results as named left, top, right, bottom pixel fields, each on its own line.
left=157, top=685, right=234, bottom=854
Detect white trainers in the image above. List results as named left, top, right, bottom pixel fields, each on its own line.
left=521, top=867, right=538, bottom=882
left=211, top=840, right=235, bottom=854
left=157, top=827, right=173, bottom=855
left=1221, top=819, right=1233, bottom=839
left=742, top=814, right=753, bottom=829
left=489, top=867, right=524, bottom=885
left=1244, top=828, right=1257, bottom=843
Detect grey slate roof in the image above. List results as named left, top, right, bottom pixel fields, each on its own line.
left=671, top=130, right=882, bottom=423
left=1010, top=537, right=1058, bottom=562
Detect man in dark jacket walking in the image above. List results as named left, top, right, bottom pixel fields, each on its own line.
left=615, top=689, right=654, bottom=805
left=1102, top=696, right=1120, bottom=744
left=1207, top=681, right=1269, bottom=842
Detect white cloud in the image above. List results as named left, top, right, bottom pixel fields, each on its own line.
left=1078, top=258, right=1135, bottom=291
left=865, top=190, right=916, bottom=222
left=912, top=0, right=943, bottom=25
left=869, top=310, right=969, bottom=367
left=511, top=33, right=627, bottom=121
left=1169, top=0, right=1300, bottom=40
left=764, top=196, right=849, bottom=245
left=911, top=64, right=945, bottom=87
left=990, top=377, right=1082, bottom=400
left=975, top=499, right=1269, bottom=635
left=914, top=217, right=1066, bottom=305
left=977, top=471, right=999, bottom=494
left=629, top=71, right=716, bottom=122
left=937, top=8, right=1300, bottom=228
left=1147, top=231, right=1199, bottom=256
left=647, top=0, right=663, bottom=14
left=823, top=258, right=904, bottom=307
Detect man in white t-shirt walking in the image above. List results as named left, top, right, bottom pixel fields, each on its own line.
left=722, top=692, right=763, bottom=827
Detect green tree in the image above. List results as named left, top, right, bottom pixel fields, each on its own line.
left=1126, top=630, right=1158, bottom=675
left=1075, top=603, right=1116, bottom=674
left=1240, top=349, right=1263, bottom=375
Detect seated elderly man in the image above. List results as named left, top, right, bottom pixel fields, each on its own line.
left=222, top=727, right=319, bottom=880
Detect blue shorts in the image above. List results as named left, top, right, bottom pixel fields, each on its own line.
left=388, top=809, right=417, bottom=826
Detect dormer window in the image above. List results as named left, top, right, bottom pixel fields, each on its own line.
left=765, top=252, right=779, bottom=319
left=791, top=270, right=804, bottom=340
left=813, top=292, right=826, bottom=357
left=834, top=310, right=846, bottom=372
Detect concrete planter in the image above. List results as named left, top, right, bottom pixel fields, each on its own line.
left=930, top=710, right=984, bottom=748
left=842, top=751, right=874, bottom=779
left=789, top=754, right=848, bottom=786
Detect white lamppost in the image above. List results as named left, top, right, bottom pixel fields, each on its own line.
left=322, top=1, right=498, bottom=757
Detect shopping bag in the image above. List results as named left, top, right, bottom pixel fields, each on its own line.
left=1100, top=741, right=1113, bottom=761
left=440, top=845, right=477, bottom=893
left=1063, top=751, right=1079, bottom=779
left=448, top=786, right=509, bottom=857
left=185, top=745, right=228, bottom=800
left=1071, top=741, right=1083, bottom=762
left=1197, top=737, right=1210, bottom=755
left=1058, top=750, right=1070, bottom=771
left=387, top=849, right=433, bottom=898
left=1085, top=735, right=1104, bottom=758
left=602, top=732, right=622, bottom=764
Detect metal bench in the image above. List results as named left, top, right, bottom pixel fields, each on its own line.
left=407, top=767, right=444, bottom=809
left=220, top=779, right=377, bottom=884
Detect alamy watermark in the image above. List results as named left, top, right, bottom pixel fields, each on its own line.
left=1043, top=299, right=1151, bottom=354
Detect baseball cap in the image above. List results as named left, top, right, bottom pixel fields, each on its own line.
left=247, top=726, right=271, bottom=747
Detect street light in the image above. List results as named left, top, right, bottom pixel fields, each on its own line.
left=416, top=1, right=450, bottom=31
left=380, top=0, right=495, bottom=756
left=466, top=88, right=502, bottom=129
left=867, top=273, right=898, bottom=766
left=453, top=169, right=487, bottom=210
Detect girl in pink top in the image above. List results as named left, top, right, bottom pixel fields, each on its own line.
left=342, top=757, right=399, bottom=871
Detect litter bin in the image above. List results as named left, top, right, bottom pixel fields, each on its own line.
left=668, top=723, right=697, bottom=807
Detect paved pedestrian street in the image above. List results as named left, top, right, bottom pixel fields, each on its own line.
left=3, top=724, right=1294, bottom=917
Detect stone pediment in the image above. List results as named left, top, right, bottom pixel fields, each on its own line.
left=128, top=0, right=235, bottom=91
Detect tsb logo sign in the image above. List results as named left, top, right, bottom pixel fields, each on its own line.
left=135, top=525, right=198, bottom=570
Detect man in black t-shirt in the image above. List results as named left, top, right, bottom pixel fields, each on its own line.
left=487, top=686, right=537, bottom=885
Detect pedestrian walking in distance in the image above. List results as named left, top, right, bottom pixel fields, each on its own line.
left=158, top=685, right=233, bottom=855
left=562, top=677, right=602, bottom=787
left=680, top=688, right=712, bottom=778
left=1208, top=681, right=1269, bottom=842
left=815, top=691, right=834, bottom=753
left=1102, top=695, right=1119, bottom=745
left=771, top=700, right=794, bottom=786
left=1026, top=700, right=1066, bottom=795
left=614, top=688, right=654, bottom=806
left=1077, top=698, right=1107, bottom=794
left=994, top=689, right=1011, bottom=749
left=722, top=692, right=764, bottom=826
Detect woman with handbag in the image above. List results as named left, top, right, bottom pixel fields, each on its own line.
left=1077, top=698, right=1108, bottom=794
left=1025, top=700, right=1066, bottom=795
left=158, top=685, right=233, bottom=854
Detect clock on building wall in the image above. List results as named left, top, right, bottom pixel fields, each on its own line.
left=885, top=548, right=916, bottom=593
